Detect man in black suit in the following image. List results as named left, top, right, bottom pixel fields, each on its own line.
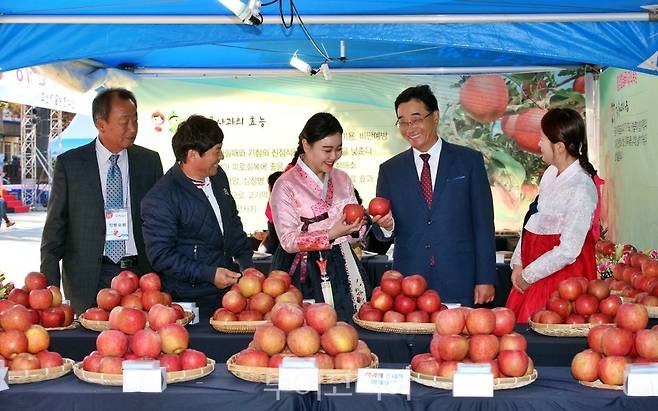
left=40, top=88, right=163, bottom=314
left=141, top=115, right=253, bottom=318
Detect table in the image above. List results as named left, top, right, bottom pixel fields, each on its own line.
left=49, top=319, right=657, bottom=367
left=2, top=365, right=655, bottom=411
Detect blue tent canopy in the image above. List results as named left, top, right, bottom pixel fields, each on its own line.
left=1, top=1, right=658, bottom=75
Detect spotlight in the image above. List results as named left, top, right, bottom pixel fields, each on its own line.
left=218, top=0, right=262, bottom=25
left=290, top=53, right=312, bottom=75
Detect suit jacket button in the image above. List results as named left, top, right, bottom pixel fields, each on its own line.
left=427, top=220, right=432, bottom=225
left=425, top=244, right=431, bottom=249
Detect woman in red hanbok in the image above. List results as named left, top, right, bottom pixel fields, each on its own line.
left=270, top=113, right=393, bottom=321
left=506, top=108, right=600, bottom=323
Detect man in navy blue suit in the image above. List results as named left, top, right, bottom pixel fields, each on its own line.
left=373, top=85, right=496, bottom=306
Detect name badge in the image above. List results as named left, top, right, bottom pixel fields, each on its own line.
left=105, top=208, right=129, bottom=241
left=356, top=368, right=410, bottom=395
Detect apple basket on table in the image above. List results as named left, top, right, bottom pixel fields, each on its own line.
left=409, top=307, right=537, bottom=390
left=1, top=271, right=76, bottom=331
left=227, top=302, right=379, bottom=384
left=353, top=271, right=449, bottom=334
left=571, top=304, right=655, bottom=389
left=210, top=269, right=297, bottom=333
left=74, top=323, right=215, bottom=386
left=78, top=272, right=193, bottom=331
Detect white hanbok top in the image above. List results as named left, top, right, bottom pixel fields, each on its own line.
left=511, top=161, right=597, bottom=284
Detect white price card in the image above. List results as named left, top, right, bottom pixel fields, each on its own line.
left=122, top=360, right=166, bottom=392
left=453, top=363, right=493, bottom=397
left=624, top=364, right=658, bottom=396
left=278, top=357, right=319, bottom=392
left=356, top=368, right=410, bottom=395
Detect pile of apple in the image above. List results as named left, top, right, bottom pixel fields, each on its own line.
left=410, top=307, right=534, bottom=379
left=607, top=252, right=658, bottom=304
left=213, top=269, right=301, bottom=322
left=0, top=310, right=66, bottom=371
left=81, top=321, right=208, bottom=375
left=234, top=302, right=373, bottom=370
left=0, top=272, right=74, bottom=329
left=531, top=277, right=622, bottom=325
left=357, top=270, right=444, bottom=323
left=82, top=271, right=186, bottom=322
left=571, top=302, right=656, bottom=386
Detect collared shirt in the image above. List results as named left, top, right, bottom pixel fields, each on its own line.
left=189, top=176, right=224, bottom=233
left=95, top=138, right=137, bottom=256
left=412, top=137, right=443, bottom=188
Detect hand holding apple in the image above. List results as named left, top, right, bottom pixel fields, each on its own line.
left=213, top=268, right=242, bottom=289
left=371, top=210, right=394, bottom=232
left=328, top=213, right=363, bottom=241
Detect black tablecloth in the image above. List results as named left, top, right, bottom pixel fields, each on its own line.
left=3, top=365, right=656, bottom=411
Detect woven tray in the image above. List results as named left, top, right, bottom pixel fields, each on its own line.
left=352, top=314, right=435, bottom=334
left=411, top=368, right=538, bottom=390
left=8, top=358, right=74, bottom=384
left=579, top=379, right=623, bottom=390
left=79, top=310, right=194, bottom=332
left=45, top=323, right=78, bottom=331
left=226, top=353, right=379, bottom=384
left=72, top=358, right=215, bottom=386
left=209, top=318, right=268, bottom=333
left=528, top=320, right=614, bottom=337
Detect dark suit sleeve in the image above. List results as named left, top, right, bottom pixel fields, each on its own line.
left=153, top=152, right=164, bottom=180
left=40, top=157, right=68, bottom=286
left=470, top=152, right=497, bottom=286
left=371, top=163, right=394, bottom=242
left=223, top=183, right=254, bottom=271
left=141, top=187, right=217, bottom=285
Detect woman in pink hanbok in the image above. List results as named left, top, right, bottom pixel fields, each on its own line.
left=270, top=113, right=393, bottom=321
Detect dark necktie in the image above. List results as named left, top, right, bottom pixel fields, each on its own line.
left=104, top=154, right=125, bottom=263
left=420, top=153, right=433, bottom=208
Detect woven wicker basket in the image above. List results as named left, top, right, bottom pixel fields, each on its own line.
left=79, top=310, right=194, bottom=332
left=411, top=367, right=538, bottom=390
left=352, top=314, right=435, bottom=334
left=8, top=358, right=74, bottom=384
left=72, top=358, right=215, bottom=386
left=209, top=318, right=268, bottom=333
left=528, top=320, right=614, bottom=337
left=45, top=323, right=78, bottom=331
left=579, top=379, right=623, bottom=390
left=226, top=353, right=379, bottom=384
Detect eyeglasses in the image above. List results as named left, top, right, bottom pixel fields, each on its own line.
left=395, top=112, right=433, bottom=129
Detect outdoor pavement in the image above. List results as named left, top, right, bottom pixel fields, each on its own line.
left=0, top=210, right=46, bottom=287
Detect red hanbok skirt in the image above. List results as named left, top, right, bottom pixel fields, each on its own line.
left=506, top=229, right=596, bottom=323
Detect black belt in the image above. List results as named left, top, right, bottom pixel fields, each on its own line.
left=102, top=255, right=138, bottom=269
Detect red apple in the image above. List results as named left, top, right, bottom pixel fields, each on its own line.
left=9, top=352, right=40, bottom=371
left=468, top=334, right=499, bottom=362
left=393, top=294, right=416, bottom=315
left=406, top=310, right=430, bottom=323
left=358, top=304, right=383, bottom=322
left=60, top=304, right=75, bottom=326
left=25, top=324, right=50, bottom=354
left=499, top=332, right=528, bottom=352
left=601, top=327, right=634, bottom=356
left=587, top=279, right=610, bottom=301
left=381, top=270, right=403, bottom=280
left=416, top=290, right=441, bottom=314
left=305, top=303, right=337, bottom=334
left=37, top=350, right=64, bottom=368
left=287, top=325, right=321, bottom=357
left=547, top=297, right=571, bottom=319
left=96, top=329, right=128, bottom=357
left=115, top=307, right=147, bottom=335
left=438, top=360, right=459, bottom=378
left=120, top=293, right=143, bottom=310
left=96, top=288, right=121, bottom=311
left=334, top=351, right=371, bottom=370
left=635, top=329, right=658, bottom=360
left=371, top=289, right=394, bottom=312
left=614, top=303, right=648, bottom=332
left=242, top=267, right=266, bottom=284
left=159, top=354, right=182, bottom=372
left=382, top=310, right=405, bottom=322
left=40, top=307, right=65, bottom=328
left=411, top=353, right=434, bottom=371
left=221, top=290, right=248, bottom=314
left=642, top=259, right=658, bottom=278
left=0, top=329, right=28, bottom=359
left=141, top=289, right=166, bottom=311
left=597, top=356, right=628, bottom=385
left=235, top=349, right=269, bottom=367
left=111, top=273, right=138, bottom=296
left=466, top=308, right=496, bottom=335
left=401, top=275, right=427, bottom=298
left=82, top=352, right=103, bottom=372
left=268, top=271, right=292, bottom=288
left=147, top=304, right=177, bottom=331
left=139, top=272, right=161, bottom=292
left=380, top=277, right=402, bottom=297
left=159, top=323, right=189, bottom=355
left=270, top=302, right=304, bottom=333
left=588, top=313, right=612, bottom=325
left=571, top=349, right=601, bottom=382
left=343, top=203, right=364, bottom=224
left=558, top=278, right=583, bottom=301
left=538, top=310, right=562, bottom=324
left=491, top=307, right=516, bottom=337
left=249, top=292, right=275, bottom=315
left=99, top=356, right=124, bottom=375
left=320, top=322, right=358, bottom=356
left=599, top=295, right=622, bottom=317
left=253, top=323, right=286, bottom=356
left=24, top=272, right=48, bottom=291
left=84, top=307, right=109, bottom=321
left=130, top=328, right=162, bottom=358
left=565, top=313, right=586, bottom=324
left=431, top=334, right=468, bottom=361
left=28, top=288, right=53, bottom=310
left=498, top=350, right=529, bottom=377
left=367, top=197, right=390, bottom=217
left=0, top=304, right=33, bottom=331
left=238, top=275, right=262, bottom=298
left=8, top=288, right=30, bottom=307
left=574, top=294, right=599, bottom=316
left=262, top=277, right=287, bottom=298
left=212, top=308, right=238, bottom=322
left=434, top=308, right=466, bottom=336
left=413, top=356, right=441, bottom=376
left=587, top=325, right=612, bottom=353
left=180, top=349, right=207, bottom=370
